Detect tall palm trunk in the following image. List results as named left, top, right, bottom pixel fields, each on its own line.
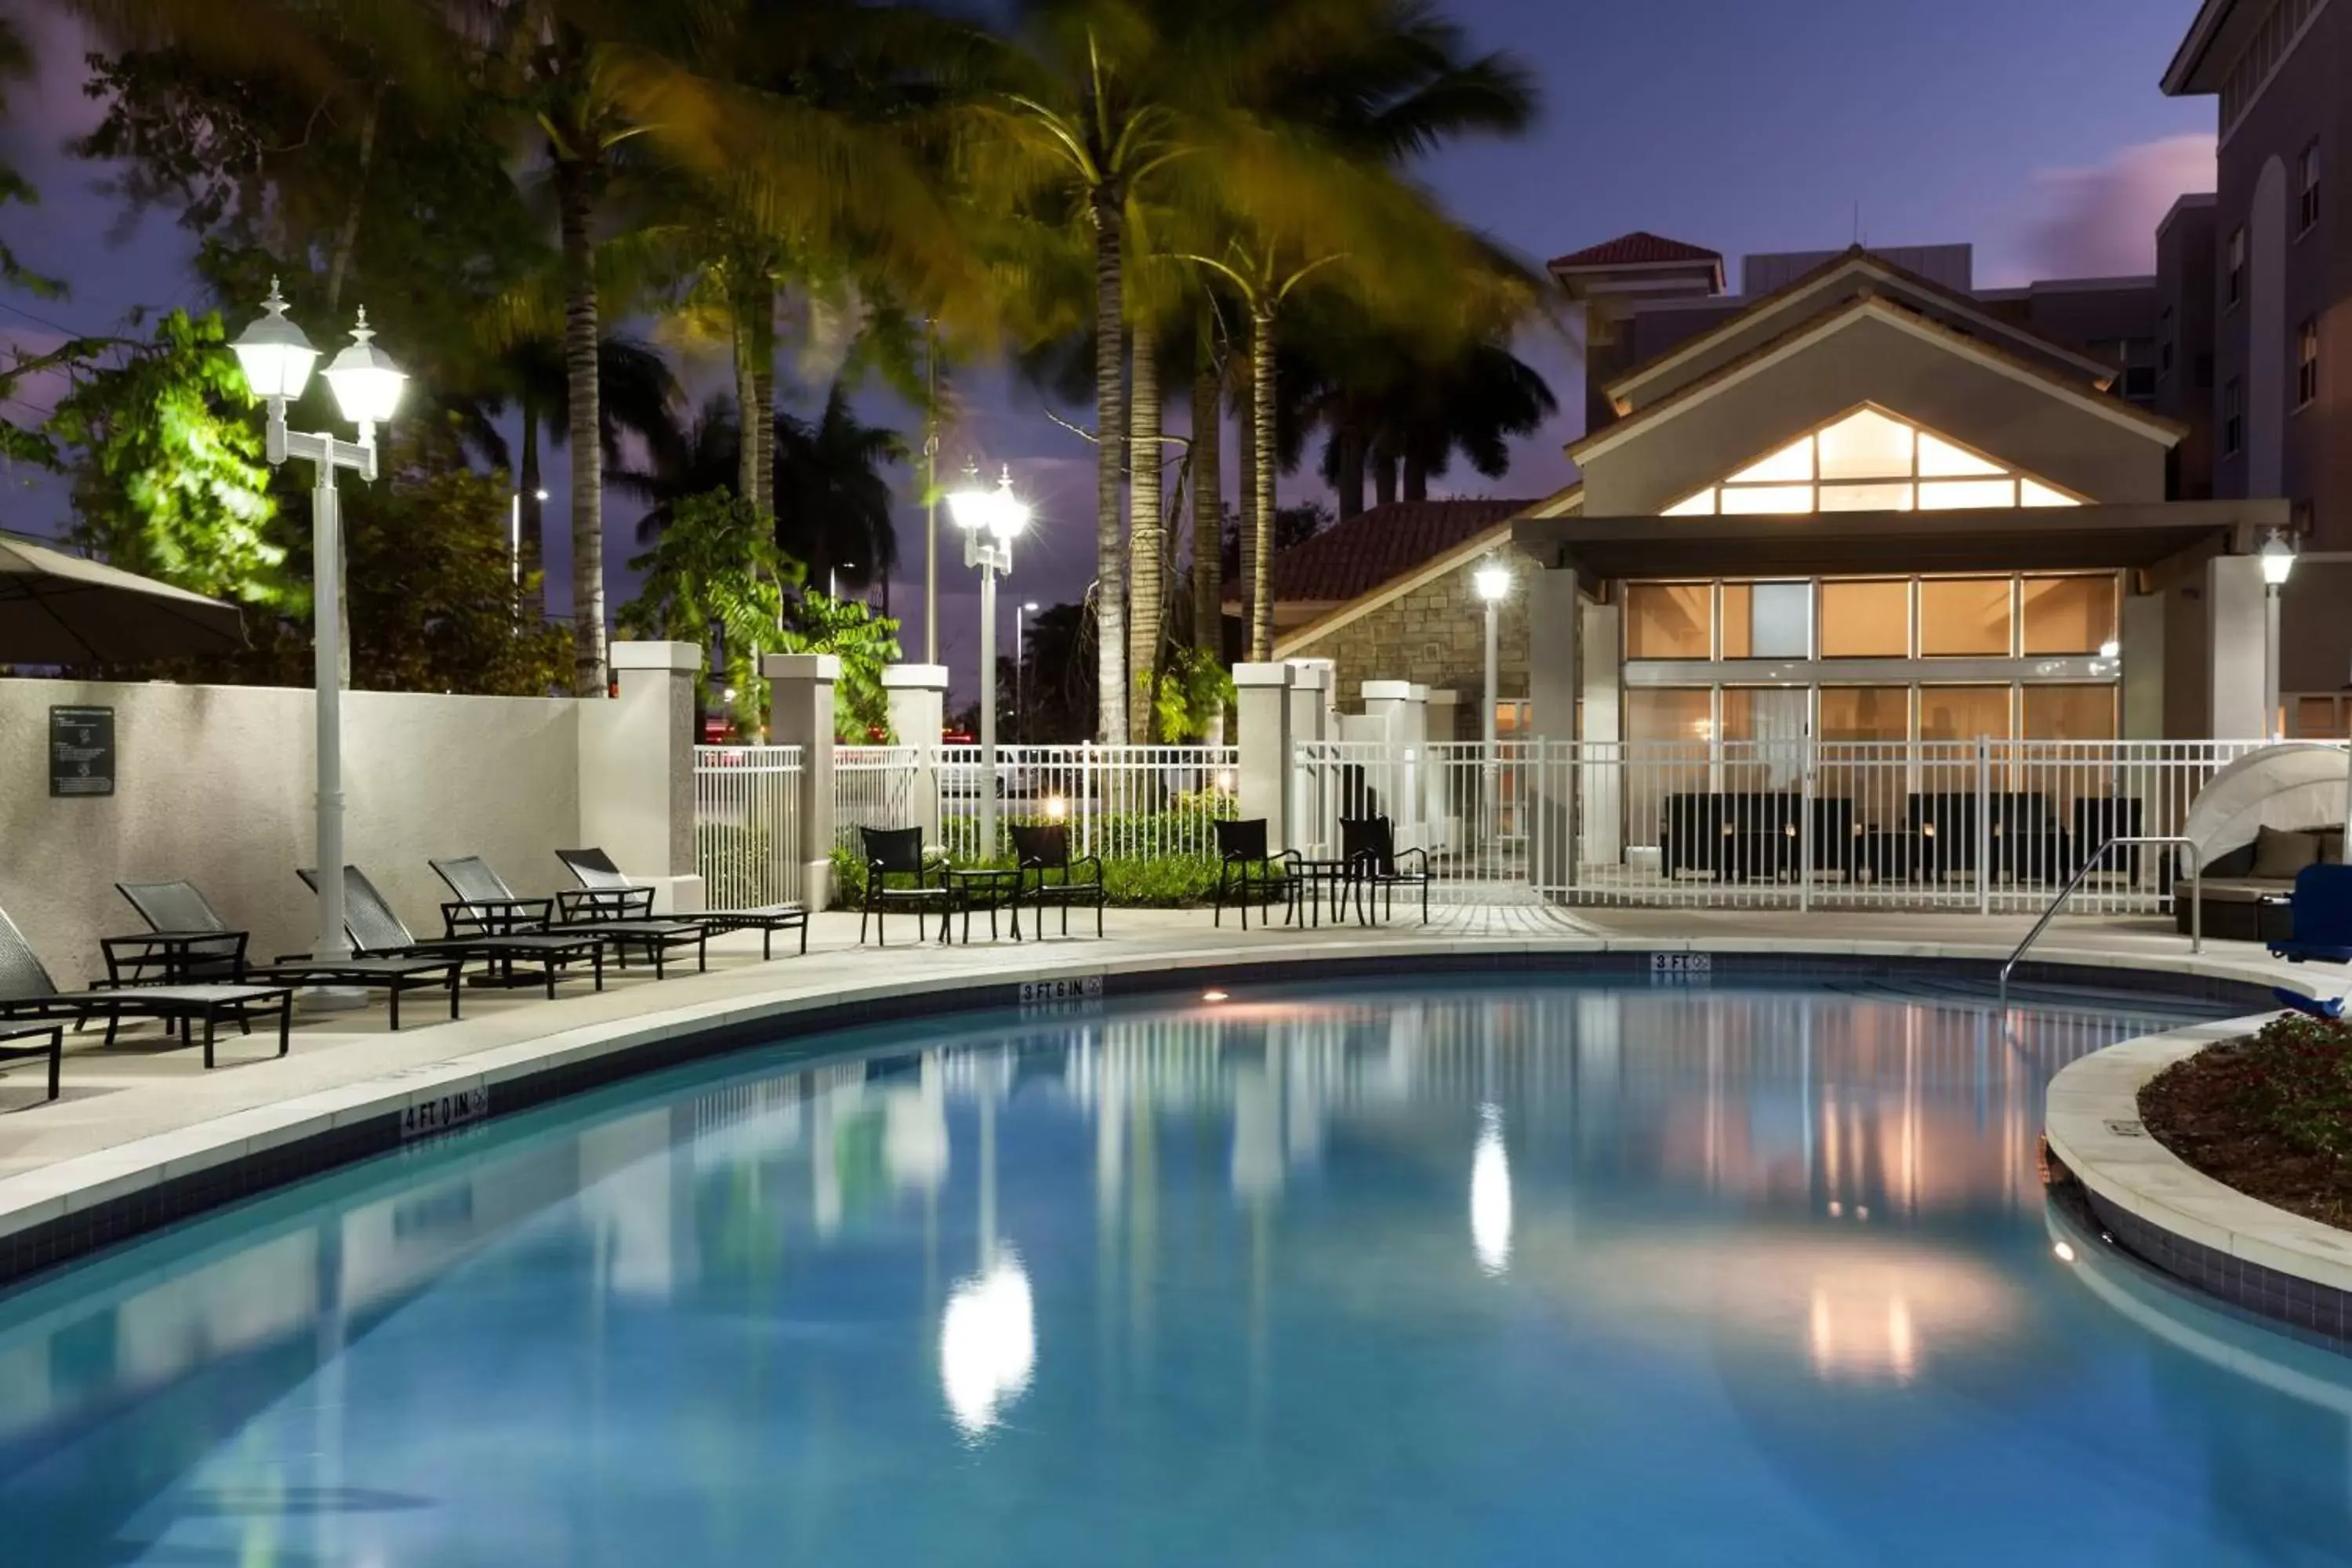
left=1233, top=361, right=1255, bottom=655
left=1248, top=303, right=1276, bottom=662
left=1333, top=422, right=1367, bottom=519
left=1091, top=194, right=1128, bottom=742
left=1403, top=455, right=1430, bottom=502
left=1189, top=348, right=1221, bottom=661
left=734, top=302, right=760, bottom=511
left=1373, top=444, right=1398, bottom=507
left=1127, top=325, right=1161, bottom=741
left=751, top=289, right=777, bottom=520
left=557, top=154, right=607, bottom=696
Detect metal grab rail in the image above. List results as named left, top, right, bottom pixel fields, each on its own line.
left=2001, top=835, right=2201, bottom=995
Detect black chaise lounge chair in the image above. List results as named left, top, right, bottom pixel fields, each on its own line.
left=556, top=848, right=810, bottom=960
left=117, top=880, right=464, bottom=1032
left=434, top=855, right=709, bottom=978
left=1011, top=823, right=1105, bottom=938
left=298, top=866, right=606, bottom=998
left=0, top=902, right=292, bottom=1070
left=0, top=1021, right=64, bottom=1102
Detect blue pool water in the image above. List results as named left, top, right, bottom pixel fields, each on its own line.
left=5, top=975, right=2351, bottom=1566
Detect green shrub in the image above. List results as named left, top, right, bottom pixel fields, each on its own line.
left=826, top=841, right=1269, bottom=910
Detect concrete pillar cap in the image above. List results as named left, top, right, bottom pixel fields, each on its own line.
left=1362, top=680, right=1415, bottom=701
left=761, top=652, right=840, bottom=681
left=881, top=662, right=951, bottom=690
left=1234, top=662, right=1294, bottom=688
left=611, top=641, right=703, bottom=673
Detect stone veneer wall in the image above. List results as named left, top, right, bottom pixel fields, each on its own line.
left=1284, top=545, right=1534, bottom=738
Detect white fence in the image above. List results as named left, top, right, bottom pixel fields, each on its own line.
left=836, top=744, right=923, bottom=853
left=941, top=744, right=1238, bottom=862
left=692, top=746, right=804, bottom=908
left=1299, top=738, right=2313, bottom=914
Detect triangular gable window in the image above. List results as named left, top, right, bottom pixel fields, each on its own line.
left=1661, top=406, right=2085, bottom=515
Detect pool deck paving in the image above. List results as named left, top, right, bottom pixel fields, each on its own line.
left=0, top=902, right=2328, bottom=1261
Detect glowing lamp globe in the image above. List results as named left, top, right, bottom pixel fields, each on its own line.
left=1473, top=561, right=1512, bottom=604
left=230, top=280, right=319, bottom=402
left=321, top=309, right=408, bottom=430
left=2259, top=529, right=2296, bottom=588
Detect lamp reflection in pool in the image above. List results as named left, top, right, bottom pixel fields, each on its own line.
left=940, top=1249, right=1036, bottom=1439
left=1471, top=1103, right=1512, bottom=1275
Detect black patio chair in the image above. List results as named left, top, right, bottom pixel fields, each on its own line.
left=298, top=866, right=606, bottom=999
left=1213, top=818, right=1296, bottom=930
left=121, top=879, right=463, bottom=1032
left=1340, top=815, right=1431, bottom=926
left=555, top=848, right=809, bottom=960
left=1011, top=823, right=1106, bottom=938
left=435, top=855, right=708, bottom=978
left=0, top=1020, right=64, bottom=1102
left=0, top=900, right=292, bottom=1070
left=860, top=826, right=952, bottom=946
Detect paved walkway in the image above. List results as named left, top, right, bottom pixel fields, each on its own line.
left=0, top=904, right=2316, bottom=1229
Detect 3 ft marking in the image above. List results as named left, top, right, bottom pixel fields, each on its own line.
left=1650, top=953, right=1713, bottom=975
left=401, top=1087, right=488, bottom=1141
left=1019, top=975, right=1104, bottom=1005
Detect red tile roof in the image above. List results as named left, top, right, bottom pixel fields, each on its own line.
left=1548, top=231, right=1722, bottom=270
left=1233, top=499, right=1534, bottom=606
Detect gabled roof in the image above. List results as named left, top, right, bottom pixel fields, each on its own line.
left=1569, top=292, right=2185, bottom=466
left=2161, top=0, right=2240, bottom=94
left=1271, top=486, right=1584, bottom=659
left=1233, top=499, right=1537, bottom=608
left=1548, top=232, right=1722, bottom=270
left=1603, top=245, right=2118, bottom=408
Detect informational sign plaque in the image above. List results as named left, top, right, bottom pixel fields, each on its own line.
left=49, top=706, right=114, bottom=797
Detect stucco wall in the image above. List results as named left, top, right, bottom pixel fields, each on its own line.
left=0, top=679, right=583, bottom=988
left=1283, top=547, right=1534, bottom=737
left=1579, top=310, right=2173, bottom=514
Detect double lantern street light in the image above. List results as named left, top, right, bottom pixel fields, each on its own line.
left=231, top=282, right=408, bottom=982
left=948, top=462, right=1031, bottom=854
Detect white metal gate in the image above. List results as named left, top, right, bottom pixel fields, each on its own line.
left=693, top=745, right=804, bottom=908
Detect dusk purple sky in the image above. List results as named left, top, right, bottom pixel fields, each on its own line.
left=0, top=0, right=2217, bottom=693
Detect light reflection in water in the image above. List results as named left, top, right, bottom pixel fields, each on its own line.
left=1470, top=1104, right=1512, bottom=1276
left=939, top=1251, right=1036, bottom=1439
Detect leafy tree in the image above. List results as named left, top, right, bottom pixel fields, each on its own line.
left=0, top=13, right=61, bottom=298
left=336, top=417, right=575, bottom=694
left=619, top=489, right=798, bottom=734
left=45, top=309, right=288, bottom=607
left=793, top=589, right=902, bottom=741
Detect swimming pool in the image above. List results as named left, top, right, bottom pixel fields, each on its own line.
left=4, top=975, right=2349, bottom=1566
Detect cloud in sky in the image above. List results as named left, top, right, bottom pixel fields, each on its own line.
left=2016, top=135, right=2216, bottom=281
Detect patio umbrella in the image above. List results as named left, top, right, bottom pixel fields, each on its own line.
left=0, top=535, right=245, bottom=663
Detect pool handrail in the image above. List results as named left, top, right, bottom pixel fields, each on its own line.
left=2001, top=834, right=2200, bottom=997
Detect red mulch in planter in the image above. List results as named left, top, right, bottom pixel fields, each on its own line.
left=2139, top=1013, right=2352, bottom=1230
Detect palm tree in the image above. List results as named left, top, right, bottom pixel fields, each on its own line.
left=960, top=0, right=1220, bottom=742
left=1182, top=0, right=1540, bottom=657
left=1313, top=331, right=1555, bottom=514
left=615, top=384, right=904, bottom=601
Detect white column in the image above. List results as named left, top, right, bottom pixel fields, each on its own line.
left=1235, top=662, right=1296, bottom=851
left=1425, top=689, right=1461, bottom=851
left=1526, top=566, right=1581, bottom=891
left=764, top=652, right=838, bottom=909
left=884, top=663, right=949, bottom=847
left=2119, top=593, right=2165, bottom=740
left=581, top=640, right=706, bottom=913
left=1286, top=660, right=1331, bottom=855
left=2207, top=554, right=2268, bottom=741
left=1581, top=599, right=1623, bottom=866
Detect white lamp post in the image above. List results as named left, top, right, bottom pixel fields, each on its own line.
left=1015, top=601, right=1039, bottom=744
left=510, top=485, right=548, bottom=590
left=233, top=281, right=407, bottom=978
left=1472, top=559, right=1512, bottom=846
left=2259, top=529, right=2296, bottom=742
left=949, top=462, right=1030, bottom=855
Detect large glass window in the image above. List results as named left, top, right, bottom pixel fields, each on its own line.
left=1817, top=687, right=1908, bottom=742
left=1721, top=688, right=1809, bottom=789
left=1818, top=580, right=1911, bottom=658
left=2022, top=684, right=2117, bottom=740
left=1624, top=583, right=1712, bottom=659
left=1918, top=578, right=2013, bottom=656
left=1918, top=685, right=2013, bottom=742
left=1658, top=406, right=2085, bottom=516
left=1721, top=581, right=1809, bottom=659
left=1626, top=688, right=1713, bottom=745
left=2020, top=575, right=2118, bottom=655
